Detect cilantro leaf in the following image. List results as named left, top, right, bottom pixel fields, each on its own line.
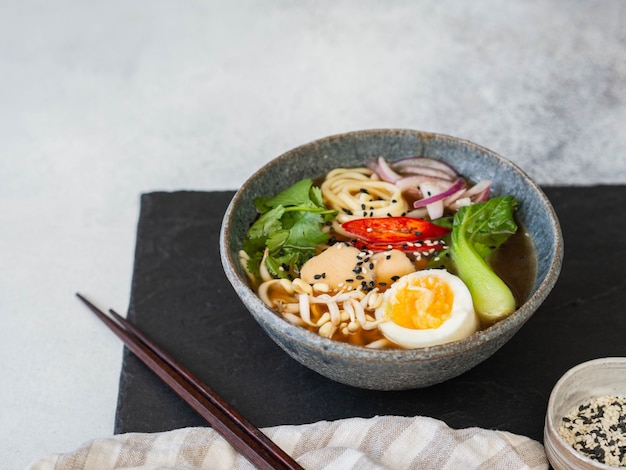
left=257, top=178, right=316, bottom=211
left=247, top=206, right=285, bottom=239
left=242, top=178, right=338, bottom=281
left=284, top=211, right=328, bottom=250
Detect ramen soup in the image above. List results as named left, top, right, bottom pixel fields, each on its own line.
left=240, top=156, right=537, bottom=349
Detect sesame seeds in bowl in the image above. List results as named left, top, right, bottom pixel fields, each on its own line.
left=544, top=357, right=626, bottom=469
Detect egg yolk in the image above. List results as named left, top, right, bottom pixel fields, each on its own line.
left=387, top=275, right=454, bottom=329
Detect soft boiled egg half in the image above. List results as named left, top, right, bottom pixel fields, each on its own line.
left=375, top=269, right=479, bottom=348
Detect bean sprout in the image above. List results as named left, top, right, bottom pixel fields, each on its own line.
left=257, top=277, right=384, bottom=341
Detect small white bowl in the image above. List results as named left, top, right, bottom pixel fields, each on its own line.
left=544, top=357, right=626, bottom=469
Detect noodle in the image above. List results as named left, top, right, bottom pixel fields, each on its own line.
left=321, top=168, right=409, bottom=237
left=257, top=276, right=385, bottom=346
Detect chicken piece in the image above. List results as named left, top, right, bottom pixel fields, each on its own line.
left=300, top=244, right=417, bottom=294
left=371, top=249, right=416, bottom=291
left=300, top=243, right=374, bottom=292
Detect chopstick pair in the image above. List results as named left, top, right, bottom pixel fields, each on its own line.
left=76, top=293, right=303, bottom=470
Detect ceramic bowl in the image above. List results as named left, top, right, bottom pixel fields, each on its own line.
left=544, top=357, right=626, bottom=469
left=220, top=129, right=563, bottom=390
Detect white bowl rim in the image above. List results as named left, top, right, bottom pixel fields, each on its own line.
left=545, top=357, right=626, bottom=469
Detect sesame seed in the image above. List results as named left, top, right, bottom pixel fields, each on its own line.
left=559, top=395, right=626, bottom=467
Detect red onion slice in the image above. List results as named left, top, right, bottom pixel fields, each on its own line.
left=413, top=178, right=465, bottom=208
left=394, top=165, right=456, bottom=181
left=395, top=175, right=451, bottom=192
left=443, top=187, right=469, bottom=206
left=366, top=157, right=402, bottom=183
left=474, top=187, right=490, bottom=202
left=426, top=200, right=445, bottom=220
left=460, top=179, right=492, bottom=199
left=366, top=156, right=492, bottom=217
left=391, top=157, right=458, bottom=179
left=405, top=207, right=430, bottom=219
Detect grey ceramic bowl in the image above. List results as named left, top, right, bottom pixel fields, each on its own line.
left=220, top=129, right=563, bottom=390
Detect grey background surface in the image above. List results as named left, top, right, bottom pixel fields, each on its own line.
left=2, top=1, right=625, bottom=468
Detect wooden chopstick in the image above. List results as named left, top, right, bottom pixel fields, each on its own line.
left=76, top=293, right=303, bottom=470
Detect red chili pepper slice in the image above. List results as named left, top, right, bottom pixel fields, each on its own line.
left=341, top=216, right=450, bottom=244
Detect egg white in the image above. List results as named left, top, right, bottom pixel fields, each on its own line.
left=375, top=269, right=479, bottom=348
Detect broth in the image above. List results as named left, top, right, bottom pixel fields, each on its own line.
left=488, top=221, right=537, bottom=308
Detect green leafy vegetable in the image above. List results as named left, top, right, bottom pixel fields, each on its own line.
left=449, top=196, right=519, bottom=323
left=243, top=178, right=337, bottom=280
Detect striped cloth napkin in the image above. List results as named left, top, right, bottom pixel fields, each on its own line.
left=28, top=415, right=548, bottom=469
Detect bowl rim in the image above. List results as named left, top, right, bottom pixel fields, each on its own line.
left=220, top=128, right=564, bottom=362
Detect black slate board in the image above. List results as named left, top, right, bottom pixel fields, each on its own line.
left=114, top=186, right=626, bottom=443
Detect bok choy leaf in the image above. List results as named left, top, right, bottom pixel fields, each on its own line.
left=449, top=195, right=519, bottom=323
